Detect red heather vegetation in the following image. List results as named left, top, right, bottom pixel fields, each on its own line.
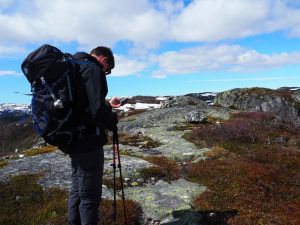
left=140, top=156, right=181, bottom=181
left=184, top=112, right=300, bottom=225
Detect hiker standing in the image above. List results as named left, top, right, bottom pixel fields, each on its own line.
left=62, top=46, right=120, bottom=225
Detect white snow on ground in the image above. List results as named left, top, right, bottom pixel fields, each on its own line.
left=117, top=103, right=161, bottom=112
left=201, top=92, right=217, bottom=97
left=156, top=96, right=168, bottom=101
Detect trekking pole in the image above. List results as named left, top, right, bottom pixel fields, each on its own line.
left=113, top=127, right=128, bottom=225
left=111, top=132, right=117, bottom=224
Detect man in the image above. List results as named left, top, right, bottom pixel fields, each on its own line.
left=64, top=46, right=121, bottom=225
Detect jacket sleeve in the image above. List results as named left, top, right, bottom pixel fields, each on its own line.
left=81, top=63, right=117, bottom=130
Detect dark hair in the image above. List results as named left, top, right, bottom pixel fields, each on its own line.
left=90, top=46, right=115, bottom=69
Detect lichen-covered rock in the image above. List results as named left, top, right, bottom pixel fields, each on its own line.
left=124, top=179, right=207, bottom=221
left=214, top=87, right=300, bottom=127
left=118, top=105, right=229, bottom=160
left=160, top=96, right=208, bottom=108
left=185, top=110, right=208, bottom=123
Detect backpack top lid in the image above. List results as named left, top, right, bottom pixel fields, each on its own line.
left=21, top=44, right=63, bottom=84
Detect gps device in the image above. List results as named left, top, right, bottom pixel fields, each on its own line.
left=120, top=97, right=128, bottom=105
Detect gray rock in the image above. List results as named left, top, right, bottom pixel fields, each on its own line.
left=160, top=209, right=203, bottom=225
left=103, top=146, right=154, bottom=178
left=214, top=87, right=300, bottom=127
left=124, top=179, right=206, bottom=221
left=31, top=137, right=47, bottom=149
left=0, top=150, right=71, bottom=189
left=161, top=96, right=208, bottom=108
left=185, top=110, right=207, bottom=123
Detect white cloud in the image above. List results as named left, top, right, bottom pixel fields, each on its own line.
left=0, top=0, right=300, bottom=54
left=0, top=0, right=169, bottom=51
left=202, top=76, right=297, bottom=82
left=0, top=0, right=12, bottom=10
left=0, top=70, right=21, bottom=76
left=111, top=55, right=147, bottom=77
left=0, top=45, right=25, bottom=54
left=170, top=0, right=300, bottom=42
left=151, top=44, right=300, bottom=77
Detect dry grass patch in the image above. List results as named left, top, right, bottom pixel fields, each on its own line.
left=23, top=145, right=57, bottom=157
left=108, top=133, right=161, bottom=149
left=0, top=174, right=143, bottom=225
left=0, top=160, right=8, bottom=169
left=102, top=177, right=123, bottom=191
left=0, top=174, right=68, bottom=225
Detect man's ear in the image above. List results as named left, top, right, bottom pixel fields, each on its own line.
left=98, top=56, right=105, bottom=63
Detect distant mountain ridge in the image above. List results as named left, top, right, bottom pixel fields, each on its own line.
left=0, top=103, right=31, bottom=116
left=0, top=92, right=217, bottom=117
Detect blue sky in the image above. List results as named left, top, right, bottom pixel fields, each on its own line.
left=0, top=0, right=300, bottom=104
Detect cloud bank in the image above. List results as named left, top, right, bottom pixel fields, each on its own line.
left=0, top=0, right=300, bottom=77
left=1, top=0, right=300, bottom=51
left=151, top=45, right=300, bottom=78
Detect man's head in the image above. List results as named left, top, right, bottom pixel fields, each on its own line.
left=90, top=46, right=115, bottom=75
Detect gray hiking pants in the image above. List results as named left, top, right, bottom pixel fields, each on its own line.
left=68, top=149, right=104, bottom=225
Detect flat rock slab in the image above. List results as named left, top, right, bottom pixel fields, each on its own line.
left=0, top=151, right=71, bottom=189
left=124, top=179, right=206, bottom=221
left=103, top=146, right=154, bottom=178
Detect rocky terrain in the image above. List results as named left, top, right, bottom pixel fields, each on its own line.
left=0, top=87, right=299, bottom=224
left=214, top=87, right=300, bottom=127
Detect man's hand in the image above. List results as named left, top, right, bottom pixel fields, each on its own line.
left=109, top=97, right=122, bottom=108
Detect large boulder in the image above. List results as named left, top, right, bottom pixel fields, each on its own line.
left=185, top=110, right=208, bottom=123
left=214, top=87, right=300, bottom=127
left=160, top=96, right=208, bottom=108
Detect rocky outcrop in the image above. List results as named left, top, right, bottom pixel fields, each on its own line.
left=160, top=96, right=208, bottom=108
left=214, top=87, right=300, bottom=127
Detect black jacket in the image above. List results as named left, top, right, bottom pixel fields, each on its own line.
left=61, top=52, right=117, bottom=153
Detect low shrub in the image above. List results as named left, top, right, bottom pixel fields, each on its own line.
left=140, top=156, right=181, bottom=181
left=0, top=174, right=68, bottom=225
left=184, top=111, right=299, bottom=153
left=0, top=174, right=143, bottom=225
left=186, top=149, right=300, bottom=224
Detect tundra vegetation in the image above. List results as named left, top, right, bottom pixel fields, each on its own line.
left=183, top=112, right=300, bottom=225
left=1, top=92, right=300, bottom=224
left=0, top=174, right=142, bottom=225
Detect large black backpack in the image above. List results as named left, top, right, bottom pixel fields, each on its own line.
left=21, top=44, right=83, bottom=149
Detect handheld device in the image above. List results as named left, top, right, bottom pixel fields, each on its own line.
left=120, top=97, right=128, bottom=106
